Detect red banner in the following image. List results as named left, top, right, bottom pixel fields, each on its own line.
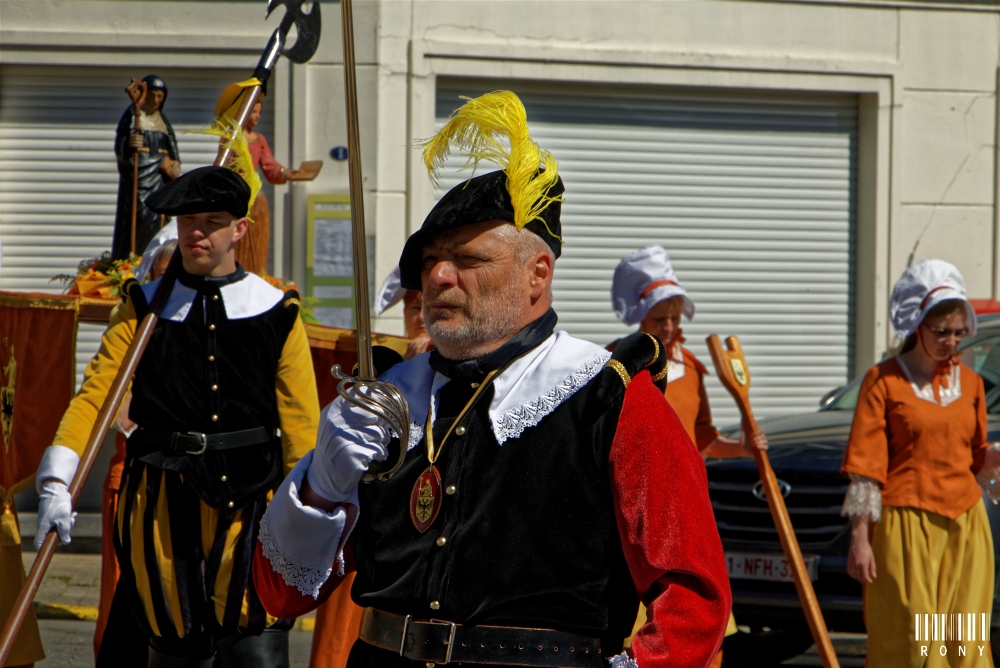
left=0, top=293, right=78, bottom=498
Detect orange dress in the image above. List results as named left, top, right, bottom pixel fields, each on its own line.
left=841, top=356, right=993, bottom=666
left=664, top=346, right=719, bottom=452
left=841, top=356, right=988, bottom=519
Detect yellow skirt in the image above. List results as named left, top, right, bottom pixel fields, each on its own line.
left=866, top=502, right=994, bottom=667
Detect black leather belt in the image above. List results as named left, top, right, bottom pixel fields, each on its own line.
left=359, top=608, right=604, bottom=667
left=128, top=426, right=276, bottom=457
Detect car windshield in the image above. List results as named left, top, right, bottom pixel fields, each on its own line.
left=822, top=328, right=1000, bottom=413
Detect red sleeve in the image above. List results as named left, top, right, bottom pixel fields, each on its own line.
left=253, top=541, right=353, bottom=619
left=610, top=370, right=731, bottom=668
left=256, top=134, right=288, bottom=184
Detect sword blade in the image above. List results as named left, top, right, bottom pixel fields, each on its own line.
left=340, top=0, right=374, bottom=379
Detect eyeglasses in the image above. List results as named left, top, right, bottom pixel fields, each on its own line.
left=923, top=324, right=965, bottom=339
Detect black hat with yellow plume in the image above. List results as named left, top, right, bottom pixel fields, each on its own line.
left=398, top=91, right=564, bottom=290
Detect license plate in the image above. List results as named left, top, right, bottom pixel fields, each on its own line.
left=726, top=551, right=819, bottom=583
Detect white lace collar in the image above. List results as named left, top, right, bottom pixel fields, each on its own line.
left=379, top=331, right=611, bottom=449
left=140, top=272, right=284, bottom=322
left=894, top=355, right=963, bottom=407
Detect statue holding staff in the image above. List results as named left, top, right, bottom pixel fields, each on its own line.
left=112, top=74, right=181, bottom=260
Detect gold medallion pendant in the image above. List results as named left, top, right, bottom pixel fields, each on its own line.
left=410, top=466, right=442, bottom=533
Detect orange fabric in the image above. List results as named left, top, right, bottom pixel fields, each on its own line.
left=639, top=279, right=679, bottom=299
left=235, top=192, right=270, bottom=275
left=841, top=357, right=988, bottom=520
left=663, top=347, right=719, bottom=451
left=93, top=432, right=128, bottom=658
left=0, top=292, right=78, bottom=497
left=308, top=571, right=364, bottom=668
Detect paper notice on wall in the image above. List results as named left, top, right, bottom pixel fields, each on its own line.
left=313, top=307, right=354, bottom=329
left=314, top=218, right=353, bottom=277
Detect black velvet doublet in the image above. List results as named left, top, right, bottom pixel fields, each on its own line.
left=353, top=338, right=645, bottom=656
left=126, top=270, right=298, bottom=509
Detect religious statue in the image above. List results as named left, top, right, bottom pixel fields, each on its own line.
left=111, top=74, right=180, bottom=260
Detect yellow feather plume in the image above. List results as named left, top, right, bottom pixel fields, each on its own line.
left=192, top=113, right=262, bottom=223
left=422, top=91, right=561, bottom=237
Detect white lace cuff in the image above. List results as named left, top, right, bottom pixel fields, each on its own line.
left=258, top=452, right=352, bottom=599
left=608, top=652, right=638, bottom=668
left=36, top=445, right=81, bottom=491
left=840, top=474, right=882, bottom=522
left=976, top=444, right=1000, bottom=504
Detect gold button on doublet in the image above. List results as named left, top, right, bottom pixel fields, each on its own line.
left=212, top=414, right=219, bottom=422
left=445, top=485, right=456, bottom=495
left=212, top=384, right=218, bottom=391
left=227, top=501, right=234, bottom=508
left=429, top=601, right=440, bottom=610
left=212, top=295, right=219, bottom=301
left=435, top=536, right=447, bottom=546
left=470, top=382, right=480, bottom=388
left=220, top=475, right=228, bottom=482
left=208, top=355, right=215, bottom=362
left=455, top=426, right=466, bottom=436
left=209, top=324, right=216, bottom=331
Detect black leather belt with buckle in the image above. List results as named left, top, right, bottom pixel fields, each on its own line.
left=359, top=607, right=604, bottom=668
left=128, top=426, right=276, bottom=457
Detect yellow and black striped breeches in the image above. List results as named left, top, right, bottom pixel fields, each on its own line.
left=113, top=458, right=278, bottom=640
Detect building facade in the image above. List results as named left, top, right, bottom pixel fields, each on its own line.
left=1, top=0, right=997, bottom=424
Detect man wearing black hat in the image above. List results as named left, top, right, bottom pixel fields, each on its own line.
left=112, top=73, right=181, bottom=260
left=35, top=165, right=320, bottom=667
left=253, top=92, right=730, bottom=668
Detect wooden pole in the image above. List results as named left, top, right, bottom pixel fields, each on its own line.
left=126, top=80, right=148, bottom=256
left=705, top=334, right=840, bottom=668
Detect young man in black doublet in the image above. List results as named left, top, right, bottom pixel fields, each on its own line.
left=35, top=165, right=320, bottom=667
left=254, top=92, right=731, bottom=668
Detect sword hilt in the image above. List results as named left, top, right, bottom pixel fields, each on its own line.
left=332, top=365, right=410, bottom=482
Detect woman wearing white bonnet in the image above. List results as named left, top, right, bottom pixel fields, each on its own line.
left=611, top=245, right=766, bottom=667
left=611, top=245, right=767, bottom=458
left=374, top=266, right=434, bottom=359
left=841, top=259, right=1000, bottom=666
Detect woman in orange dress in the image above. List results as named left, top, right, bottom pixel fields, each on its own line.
left=611, top=245, right=767, bottom=667
left=841, top=259, right=1000, bottom=667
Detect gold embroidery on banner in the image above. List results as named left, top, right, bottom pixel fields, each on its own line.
left=605, top=359, right=631, bottom=389
left=1, top=340, right=16, bottom=453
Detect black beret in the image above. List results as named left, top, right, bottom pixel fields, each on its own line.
left=398, top=169, right=563, bottom=290
left=145, top=166, right=250, bottom=218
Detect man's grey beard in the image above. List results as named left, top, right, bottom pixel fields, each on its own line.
left=424, top=281, right=525, bottom=360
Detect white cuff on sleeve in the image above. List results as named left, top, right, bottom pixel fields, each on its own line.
left=258, top=452, right=355, bottom=599
left=840, top=474, right=882, bottom=522
left=976, top=444, right=1000, bottom=503
left=36, top=445, right=81, bottom=492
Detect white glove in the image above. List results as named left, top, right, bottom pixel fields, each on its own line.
left=35, top=480, right=76, bottom=549
left=306, top=393, right=393, bottom=503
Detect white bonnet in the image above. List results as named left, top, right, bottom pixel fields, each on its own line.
left=890, top=259, right=977, bottom=339
left=374, top=266, right=406, bottom=317
left=611, top=245, right=695, bottom=325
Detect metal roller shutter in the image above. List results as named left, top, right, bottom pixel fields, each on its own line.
left=0, top=65, right=274, bottom=387
left=434, top=81, right=857, bottom=424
